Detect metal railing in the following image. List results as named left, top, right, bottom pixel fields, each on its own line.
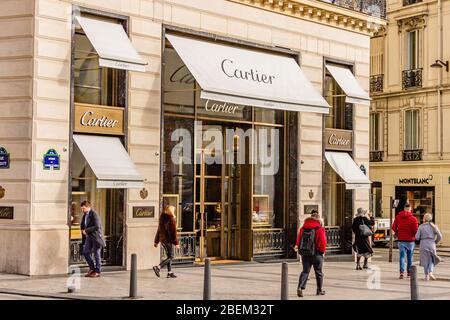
left=370, top=74, right=384, bottom=93
left=370, top=150, right=384, bottom=162
left=253, top=228, right=286, bottom=257
left=403, top=0, right=422, bottom=6
left=320, top=0, right=387, bottom=19
left=161, top=232, right=197, bottom=264
left=69, top=237, right=115, bottom=265
left=402, top=149, right=423, bottom=161
left=325, top=226, right=342, bottom=252
left=402, top=68, right=423, bottom=89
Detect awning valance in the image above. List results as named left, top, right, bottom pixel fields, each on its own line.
left=76, top=16, right=147, bottom=72
left=325, top=151, right=371, bottom=189
left=73, top=134, right=144, bottom=189
left=325, top=64, right=370, bottom=106
left=166, top=34, right=330, bottom=114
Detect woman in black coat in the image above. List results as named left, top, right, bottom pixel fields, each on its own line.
left=352, top=208, right=375, bottom=270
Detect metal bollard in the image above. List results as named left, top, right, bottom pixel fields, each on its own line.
left=281, top=262, right=289, bottom=300
left=129, top=253, right=138, bottom=299
left=410, top=265, right=419, bottom=300
left=203, top=258, right=211, bottom=300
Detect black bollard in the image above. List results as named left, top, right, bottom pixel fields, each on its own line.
left=129, top=253, right=138, bottom=299
left=410, top=265, right=419, bottom=300
left=281, top=262, right=289, bottom=300
left=203, top=258, right=211, bottom=300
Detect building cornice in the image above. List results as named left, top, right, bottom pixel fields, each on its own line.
left=370, top=160, right=450, bottom=168
left=228, top=0, right=387, bottom=36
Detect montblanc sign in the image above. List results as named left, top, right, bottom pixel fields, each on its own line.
left=74, top=104, right=124, bottom=136
left=325, top=129, right=353, bottom=152
left=399, top=175, right=433, bottom=185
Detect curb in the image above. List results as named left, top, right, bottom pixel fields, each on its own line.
left=0, top=288, right=120, bottom=300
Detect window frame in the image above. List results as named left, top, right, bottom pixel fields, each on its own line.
left=404, top=109, right=421, bottom=151
left=370, top=112, right=382, bottom=152
left=405, top=29, right=421, bottom=70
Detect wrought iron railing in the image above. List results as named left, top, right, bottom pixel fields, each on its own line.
left=402, top=149, right=423, bottom=161
left=402, top=68, right=423, bottom=89
left=403, top=0, right=422, bottom=6
left=320, top=0, right=387, bottom=19
left=69, top=237, right=115, bottom=265
left=161, top=232, right=197, bottom=264
left=370, top=74, right=384, bottom=93
left=252, top=228, right=286, bottom=257
left=370, top=151, right=384, bottom=162
left=325, top=226, right=342, bottom=252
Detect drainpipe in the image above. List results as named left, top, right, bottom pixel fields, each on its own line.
left=438, top=0, right=443, bottom=159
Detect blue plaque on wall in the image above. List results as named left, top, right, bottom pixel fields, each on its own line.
left=43, top=149, right=60, bottom=170
left=0, top=147, right=10, bottom=169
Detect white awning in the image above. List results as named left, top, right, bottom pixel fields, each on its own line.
left=325, top=64, right=370, bottom=106
left=73, top=134, right=144, bottom=189
left=325, top=151, right=371, bottom=189
left=166, top=34, right=330, bottom=114
left=76, top=16, right=147, bottom=72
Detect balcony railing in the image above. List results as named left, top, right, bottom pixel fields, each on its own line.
left=370, top=151, right=384, bottom=162
left=403, top=0, right=422, bottom=6
left=325, top=226, right=342, bottom=253
left=320, top=0, right=387, bottom=19
left=402, top=149, right=423, bottom=161
left=253, top=228, right=286, bottom=257
left=370, top=74, right=384, bottom=93
left=402, top=68, right=423, bottom=89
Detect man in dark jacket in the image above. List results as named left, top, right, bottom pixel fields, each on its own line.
left=294, top=212, right=327, bottom=297
left=80, top=200, right=106, bottom=278
left=392, top=203, right=419, bottom=279
left=153, top=205, right=180, bottom=278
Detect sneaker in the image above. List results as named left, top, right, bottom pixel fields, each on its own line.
left=429, top=273, right=436, bottom=280
left=297, top=289, right=303, bottom=297
left=167, top=273, right=177, bottom=278
left=399, top=273, right=404, bottom=279
left=152, top=266, right=160, bottom=278
left=316, top=290, right=326, bottom=296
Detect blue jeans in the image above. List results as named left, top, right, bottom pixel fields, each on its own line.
left=424, top=258, right=435, bottom=276
left=83, top=236, right=102, bottom=273
left=398, top=241, right=415, bottom=274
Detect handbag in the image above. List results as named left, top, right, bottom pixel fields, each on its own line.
left=359, top=218, right=373, bottom=237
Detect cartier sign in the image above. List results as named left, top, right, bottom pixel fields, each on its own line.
left=325, top=129, right=353, bottom=152
left=74, top=104, right=124, bottom=136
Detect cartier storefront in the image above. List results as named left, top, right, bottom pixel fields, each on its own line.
left=161, top=30, right=330, bottom=262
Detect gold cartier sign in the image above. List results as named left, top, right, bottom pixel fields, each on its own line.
left=74, top=104, right=124, bottom=135
left=325, top=129, right=353, bottom=152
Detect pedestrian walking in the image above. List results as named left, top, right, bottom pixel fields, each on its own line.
left=153, top=205, right=180, bottom=278
left=80, top=200, right=106, bottom=278
left=294, top=212, right=327, bottom=297
left=415, top=213, right=443, bottom=280
left=392, top=203, right=419, bottom=279
left=352, top=208, right=375, bottom=270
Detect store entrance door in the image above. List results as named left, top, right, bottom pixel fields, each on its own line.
left=195, top=123, right=252, bottom=261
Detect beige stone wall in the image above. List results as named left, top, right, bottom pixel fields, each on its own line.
left=0, top=0, right=372, bottom=274
left=0, top=0, right=35, bottom=275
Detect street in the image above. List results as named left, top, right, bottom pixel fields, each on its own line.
left=0, top=249, right=449, bottom=300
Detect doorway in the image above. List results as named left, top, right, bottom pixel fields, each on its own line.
left=194, top=123, right=252, bottom=261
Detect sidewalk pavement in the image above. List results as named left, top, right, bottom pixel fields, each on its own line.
left=0, top=250, right=449, bottom=300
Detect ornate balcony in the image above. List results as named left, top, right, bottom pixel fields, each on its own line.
left=403, top=0, right=422, bottom=6
left=402, top=149, right=423, bottom=161
left=370, top=74, right=384, bottom=93
left=370, top=151, right=384, bottom=162
left=320, top=0, right=386, bottom=19
left=402, top=68, right=423, bottom=90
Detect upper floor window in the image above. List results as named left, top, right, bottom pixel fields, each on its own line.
left=324, top=64, right=353, bottom=130
left=403, top=0, right=423, bottom=6
left=370, top=113, right=382, bottom=151
left=406, top=30, right=421, bottom=70
left=404, top=109, right=420, bottom=150
left=74, top=17, right=125, bottom=107
left=370, top=36, right=385, bottom=93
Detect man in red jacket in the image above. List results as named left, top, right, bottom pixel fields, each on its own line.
left=294, top=212, right=327, bottom=297
left=392, top=203, right=419, bottom=279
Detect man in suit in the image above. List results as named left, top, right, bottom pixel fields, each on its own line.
left=80, top=200, right=106, bottom=278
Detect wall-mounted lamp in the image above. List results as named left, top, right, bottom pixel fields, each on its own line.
left=430, top=59, right=449, bottom=72
left=360, top=164, right=367, bottom=175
